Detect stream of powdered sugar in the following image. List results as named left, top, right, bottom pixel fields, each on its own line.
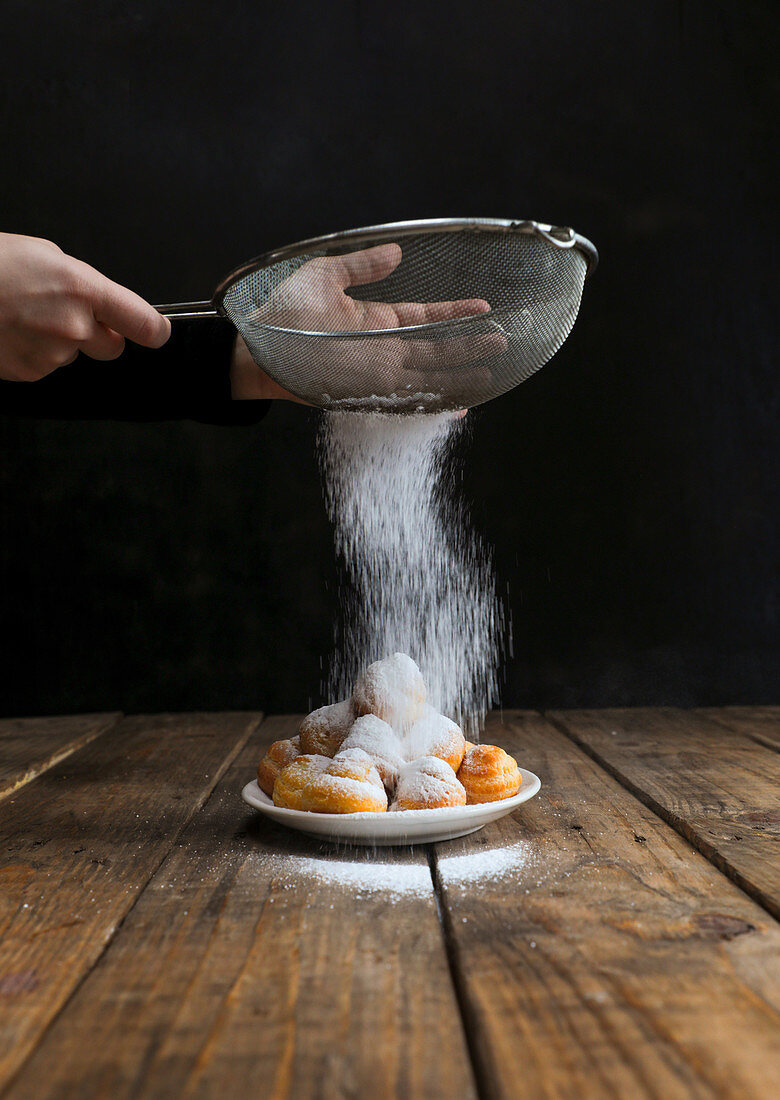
left=318, top=411, right=504, bottom=737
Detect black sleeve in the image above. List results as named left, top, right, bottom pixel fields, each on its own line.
left=0, top=316, right=270, bottom=425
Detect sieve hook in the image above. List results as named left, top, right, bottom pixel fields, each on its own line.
left=532, top=225, right=577, bottom=249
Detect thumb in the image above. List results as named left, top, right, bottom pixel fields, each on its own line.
left=88, top=269, right=171, bottom=348
left=332, top=243, right=402, bottom=289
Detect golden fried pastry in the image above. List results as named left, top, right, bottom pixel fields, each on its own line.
left=391, top=757, right=467, bottom=810
left=257, top=735, right=301, bottom=797
left=408, top=707, right=466, bottom=772
left=457, top=744, right=522, bottom=804
left=299, top=699, right=355, bottom=757
left=464, top=740, right=476, bottom=753
left=353, top=653, right=426, bottom=730
left=340, top=714, right=405, bottom=793
left=273, top=749, right=388, bottom=814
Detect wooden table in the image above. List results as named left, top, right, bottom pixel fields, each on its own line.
left=1, top=708, right=778, bottom=1099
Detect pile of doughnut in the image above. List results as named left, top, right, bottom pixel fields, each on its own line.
left=256, top=652, right=522, bottom=813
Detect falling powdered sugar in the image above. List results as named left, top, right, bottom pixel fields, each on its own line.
left=318, top=411, right=504, bottom=737
left=352, top=652, right=426, bottom=732
left=341, top=715, right=405, bottom=789
left=408, top=704, right=464, bottom=762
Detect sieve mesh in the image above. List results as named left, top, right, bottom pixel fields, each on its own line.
left=218, top=221, right=593, bottom=412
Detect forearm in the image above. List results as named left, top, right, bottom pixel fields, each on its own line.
left=0, top=317, right=270, bottom=425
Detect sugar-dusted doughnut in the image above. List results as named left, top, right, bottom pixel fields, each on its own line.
left=391, top=756, right=467, bottom=810
left=273, top=749, right=388, bottom=814
left=408, top=706, right=466, bottom=772
left=257, top=735, right=301, bottom=797
left=457, top=744, right=522, bottom=804
left=299, top=699, right=356, bottom=757
left=352, top=653, right=426, bottom=730
left=340, top=714, right=405, bottom=793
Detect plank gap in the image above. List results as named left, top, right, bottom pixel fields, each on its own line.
left=430, top=711, right=780, bottom=1099
left=695, top=707, right=780, bottom=755
left=5, top=715, right=477, bottom=1099
left=748, top=732, right=780, bottom=755
left=544, top=710, right=780, bottom=923
left=427, top=847, right=499, bottom=1100
left=0, top=713, right=122, bottom=804
left=0, top=712, right=264, bottom=1094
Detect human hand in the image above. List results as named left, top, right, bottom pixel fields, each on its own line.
left=0, top=233, right=170, bottom=382
left=230, top=334, right=308, bottom=402
left=230, top=244, right=504, bottom=405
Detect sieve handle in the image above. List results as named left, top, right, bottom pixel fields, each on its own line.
left=154, top=301, right=222, bottom=321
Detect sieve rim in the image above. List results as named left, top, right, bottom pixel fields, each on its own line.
left=214, top=218, right=598, bottom=336
left=226, top=302, right=560, bottom=341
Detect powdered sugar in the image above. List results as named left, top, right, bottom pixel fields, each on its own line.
left=301, top=700, right=355, bottom=738
left=253, top=841, right=535, bottom=899
left=437, top=841, right=535, bottom=885
left=275, top=750, right=388, bottom=810
left=324, top=393, right=442, bottom=413
left=262, top=852, right=433, bottom=898
left=340, top=714, right=405, bottom=789
left=318, top=412, right=504, bottom=738
left=272, top=735, right=301, bottom=763
left=330, top=747, right=386, bottom=791
left=304, top=772, right=386, bottom=804
left=408, top=705, right=464, bottom=761
left=299, top=700, right=355, bottom=756
left=392, top=756, right=466, bottom=810
left=352, top=653, right=426, bottom=730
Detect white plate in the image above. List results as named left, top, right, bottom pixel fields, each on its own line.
left=241, top=766, right=541, bottom=846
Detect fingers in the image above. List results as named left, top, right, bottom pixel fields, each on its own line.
left=90, top=271, right=171, bottom=347
left=389, top=298, right=490, bottom=327
left=332, top=243, right=402, bottom=289
left=314, top=328, right=505, bottom=406
left=78, top=322, right=126, bottom=361
left=229, top=336, right=311, bottom=403
left=400, top=330, right=507, bottom=370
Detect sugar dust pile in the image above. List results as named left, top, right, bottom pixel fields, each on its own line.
left=318, top=411, right=505, bottom=738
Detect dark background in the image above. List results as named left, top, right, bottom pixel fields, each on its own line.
left=0, top=1, right=777, bottom=717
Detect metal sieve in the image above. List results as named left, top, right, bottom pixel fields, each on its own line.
left=157, top=218, right=598, bottom=412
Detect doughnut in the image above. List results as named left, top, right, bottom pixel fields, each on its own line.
left=299, top=699, right=355, bottom=757
left=408, top=706, right=466, bottom=772
left=340, top=714, right=405, bottom=793
left=353, top=653, right=426, bottom=730
left=273, top=749, right=388, bottom=814
left=391, top=756, right=467, bottom=810
left=457, top=744, right=522, bottom=804
left=256, top=736, right=301, bottom=797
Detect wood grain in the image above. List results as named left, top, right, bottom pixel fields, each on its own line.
left=548, top=707, right=780, bottom=918
left=696, top=705, right=780, bottom=752
left=432, top=710, right=780, bottom=1100
left=5, top=715, right=476, bottom=1100
left=0, top=712, right=260, bottom=1092
left=0, top=713, right=121, bottom=802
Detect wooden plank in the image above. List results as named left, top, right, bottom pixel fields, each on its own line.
left=432, top=710, right=780, bottom=1100
left=548, top=707, right=780, bottom=919
left=0, top=713, right=121, bottom=802
left=5, top=716, right=477, bottom=1100
left=696, top=705, right=780, bottom=752
left=0, top=712, right=260, bottom=1092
